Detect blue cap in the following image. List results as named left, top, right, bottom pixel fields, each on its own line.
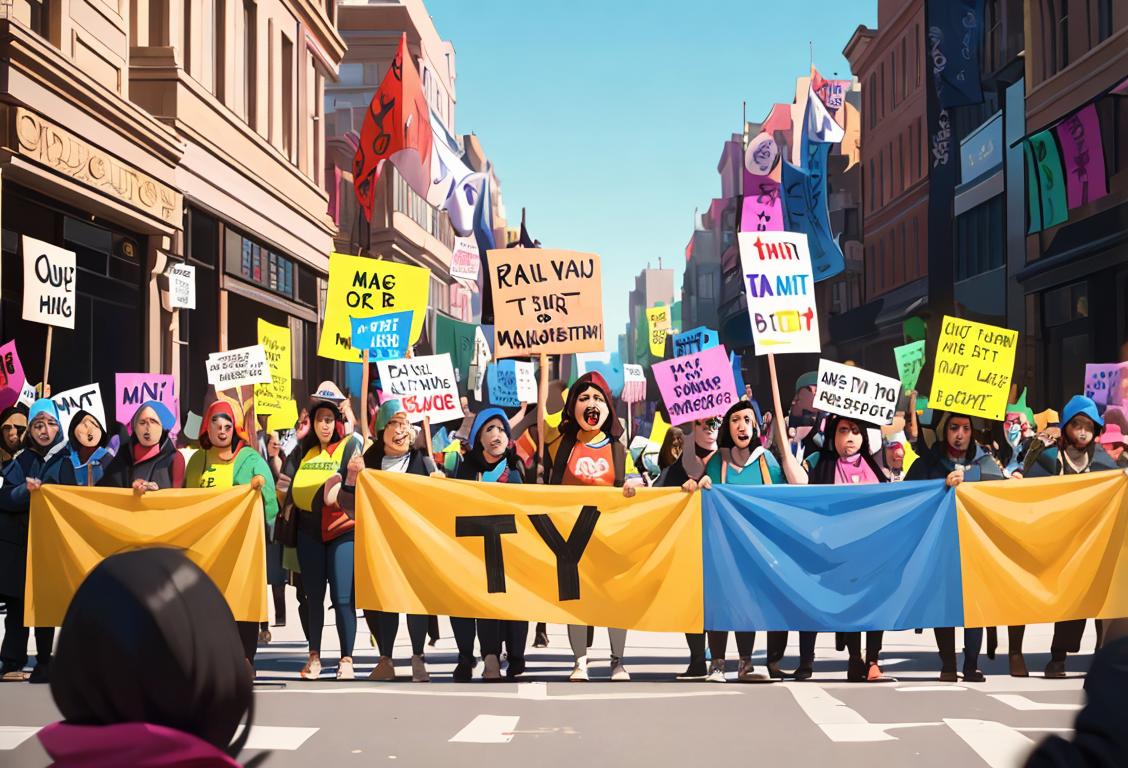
left=134, top=400, right=177, bottom=431
left=28, top=399, right=60, bottom=425
left=1061, top=395, right=1103, bottom=432
left=469, top=407, right=511, bottom=448
left=375, top=399, right=407, bottom=432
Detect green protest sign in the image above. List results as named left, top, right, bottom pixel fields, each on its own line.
left=894, top=340, right=926, bottom=394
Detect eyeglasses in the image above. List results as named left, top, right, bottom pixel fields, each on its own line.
left=703, top=417, right=722, bottom=429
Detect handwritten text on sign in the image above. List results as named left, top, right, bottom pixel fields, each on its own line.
left=894, top=340, right=927, bottom=394
left=487, top=361, right=520, bottom=407
left=652, top=346, right=736, bottom=423
left=376, top=353, right=463, bottom=425
left=166, top=264, right=196, bottom=309
left=673, top=327, right=718, bottom=358
left=350, top=310, right=412, bottom=360
left=737, top=231, right=821, bottom=355
left=929, top=316, right=1018, bottom=421
left=646, top=306, right=671, bottom=358
left=206, top=345, right=271, bottom=390
left=813, top=360, right=900, bottom=426
left=487, top=248, right=603, bottom=358
left=115, top=373, right=177, bottom=432
left=1084, top=363, right=1128, bottom=406
left=0, top=340, right=27, bottom=411
left=51, top=383, right=106, bottom=434
left=449, top=236, right=481, bottom=281
left=255, top=320, right=292, bottom=415
left=22, top=236, right=77, bottom=330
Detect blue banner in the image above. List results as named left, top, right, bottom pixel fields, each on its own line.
left=927, top=0, right=984, bottom=109
left=702, top=480, right=964, bottom=631
left=730, top=352, right=746, bottom=398
left=350, top=310, right=412, bottom=360
left=673, top=327, right=719, bottom=358
left=781, top=159, right=845, bottom=281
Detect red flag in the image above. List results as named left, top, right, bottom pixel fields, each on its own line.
left=353, top=34, right=433, bottom=221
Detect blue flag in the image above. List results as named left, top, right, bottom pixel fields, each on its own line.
left=782, top=159, right=845, bottom=281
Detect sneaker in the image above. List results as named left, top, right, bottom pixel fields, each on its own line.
left=506, top=657, right=526, bottom=679
left=336, top=658, right=355, bottom=681
left=369, top=656, right=395, bottom=681
left=707, top=659, right=726, bottom=683
left=962, top=666, right=985, bottom=683
left=1008, top=653, right=1029, bottom=678
left=411, top=655, right=430, bottom=683
left=737, top=658, right=769, bottom=682
left=610, top=656, right=630, bottom=682
left=258, top=629, right=271, bottom=645
left=300, top=656, right=322, bottom=680
left=453, top=656, right=474, bottom=682
left=28, top=663, right=49, bottom=685
left=483, top=654, right=502, bottom=681
left=569, top=656, right=589, bottom=682
left=939, top=669, right=959, bottom=682
left=865, top=661, right=883, bottom=682
left=1044, top=659, right=1067, bottom=679
left=534, top=630, right=549, bottom=648
left=676, top=659, right=707, bottom=680
left=847, top=657, right=866, bottom=682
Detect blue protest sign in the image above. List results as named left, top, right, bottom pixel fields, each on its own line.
left=673, top=327, right=719, bottom=358
left=487, top=360, right=520, bottom=407
left=350, top=310, right=412, bottom=360
left=731, top=352, right=746, bottom=398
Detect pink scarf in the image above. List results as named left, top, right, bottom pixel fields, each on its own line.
left=834, top=453, right=879, bottom=485
left=38, top=722, right=241, bottom=767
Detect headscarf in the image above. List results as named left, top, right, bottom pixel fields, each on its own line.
left=558, top=372, right=622, bottom=440
left=464, top=407, right=519, bottom=474
left=807, top=413, right=886, bottom=485
left=0, top=404, right=28, bottom=458
left=67, top=408, right=109, bottom=451
left=197, top=401, right=243, bottom=452
left=25, top=398, right=64, bottom=456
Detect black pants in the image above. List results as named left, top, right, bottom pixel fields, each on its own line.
left=1050, top=619, right=1087, bottom=658
left=707, top=631, right=756, bottom=659
left=935, top=627, right=983, bottom=671
left=365, top=611, right=429, bottom=657
left=452, top=618, right=502, bottom=659
left=766, top=631, right=817, bottom=664
left=0, top=594, right=53, bottom=669
left=504, top=622, right=528, bottom=661
left=842, top=631, right=883, bottom=663
left=237, top=621, right=259, bottom=664
left=686, top=632, right=706, bottom=662
left=260, top=583, right=287, bottom=632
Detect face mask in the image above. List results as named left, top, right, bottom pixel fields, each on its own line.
left=1005, top=423, right=1022, bottom=446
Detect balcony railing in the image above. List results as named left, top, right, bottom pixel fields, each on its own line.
left=392, top=167, right=456, bottom=251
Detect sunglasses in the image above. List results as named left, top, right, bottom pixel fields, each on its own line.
left=701, top=417, right=722, bottom=429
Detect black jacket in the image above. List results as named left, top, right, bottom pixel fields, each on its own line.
left=98, top=433, right=183, bottom=490
left=904, top=441, right=1005, bottom=482
left=0, top=444, right=65, bottom=598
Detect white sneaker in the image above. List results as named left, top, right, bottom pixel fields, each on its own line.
left=570, top=656, right=589, bottom=682
left=707, top=659, right=726, bottom=683
left=336, top=658, right=355, bottom=681
left=610, top=656, right=630, bottom=682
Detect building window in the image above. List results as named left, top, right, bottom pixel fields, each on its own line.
left=199, top=0, right=216, bottom=91
left=955, top=196, right=1005, bottom=280
left=242, top=1, right=256, bottom=126
left=1052, top=0, right=1070, bottom=74
left=868, top=75, right=877, bottom=128
left=982, top=0, right=1001, bottom=73
left=214, top=0, right=226, bottom=100
left=281, top=33, right=294, bottom=161
left=699, top=273, right=715, bottom=299
left=900, top=37, right=907, bottom=100
left=1097, top=0, right=1113, bottom=42
left=879, top=62, right=886, bottom=118
left=890, top=52, right=897, bottom=109
left=913, top=24, right=921, bottom=89
left=223, top=227, right=301, bottom=302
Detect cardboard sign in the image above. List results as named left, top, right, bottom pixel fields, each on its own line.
left=167, top=263, right=196, bottom=309
left=449, top=236, right=481, bottom=281
left=1084, top=363, right=1128, bottom=406
left=894, top=340, right=927, bottom=394
left=652, top=346, right=736, bottom=424
left=647, top=306, right=671, bottom=358
left=673, top=327, right=719, bottom=358
left=206, top=345, right=272, bottom=390
left=22, top=236, right=77, bottom=329
left=514, top=360, right=537, bottom=404
left=929, top=316, right=1018, bottom=421
left=51, top=383, right=106, bottom=434
left=319, top=252, right=431, bottom=363
left=622, top=364, right=647, bottom=404
left=487, top=361, right=520, bottom=407
left=737, top=231, right=821, bottom=355
left=350, top=310, right=412, bottom=360
left=376, top=353, right=463, bottom=425
left=0, top=340, right=27, bottom=411
left=115, top=373, right=178, bottom=432
left=487, top=248, right=604, bottom=358
left=18, top=381, right=37, bottom=408
left=266, top=399, right=300, bottom=433
left=813, top=360, right=900, bottom=426
left=255, top=320, right=292, bottom=415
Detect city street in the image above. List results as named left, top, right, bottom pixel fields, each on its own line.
left=0, top=600, right=1086, bottom=767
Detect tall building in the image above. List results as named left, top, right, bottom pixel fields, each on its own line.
left=625, top=266, right=674, bottom=364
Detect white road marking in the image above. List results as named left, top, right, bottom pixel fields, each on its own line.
left=944, top=719, right=1035, bottom=768
left=786, top=684, right=940, bottom=742
left=0, top=726, right=40, bottom=750
left=449, top=715, right=520, bottom=744
left=896, top=685, right=968, bottom=692
left=233, top=725, right=319, bottom=751
left=990, top=694, right=1083, bottom=712
left=260, top=684, right=742, bottom=701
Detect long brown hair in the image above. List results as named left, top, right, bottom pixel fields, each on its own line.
left=658, top=427, right=685, bottom=470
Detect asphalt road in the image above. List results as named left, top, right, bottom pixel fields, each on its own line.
left=0, top=594, right=1090, bottom=767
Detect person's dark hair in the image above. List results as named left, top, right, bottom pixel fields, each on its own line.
left=658, top=427, right=685, bottom=470
left=299, top=400, right=344, bottom=457
left=50, top=548, right=255, bottom=758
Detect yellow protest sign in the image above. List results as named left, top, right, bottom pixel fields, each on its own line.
left=929, top=315, right=1017, bottom=420
left=266, top=399, right=299, bottom=432
left=27, top=486, right=267, bottom=626
left=486, top=248, right=604, bottom=358
left=318, top=252, right=431, bottom=363
left=355, top=472, right=703, bottom=632
left=647, top=305, right=671, bottom=358
left=648, top=411, right=670, bottom=448
left=255, top=319, right=291, bottom=415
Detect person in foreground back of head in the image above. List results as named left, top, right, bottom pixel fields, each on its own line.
left=39, top=548, right=256, bottom=768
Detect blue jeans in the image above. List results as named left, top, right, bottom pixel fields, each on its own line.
left=296, top=527, right=356, bottom=657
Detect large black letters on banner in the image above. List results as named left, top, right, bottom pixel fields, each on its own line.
left=455, top=514, right=518, bottom=593
left=529, top=505, right=600, bottom=602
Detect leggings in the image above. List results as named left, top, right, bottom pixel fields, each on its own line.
left=505, top=622, right=529, bottom=660
left=296, top=527, right=356, bottom=657
left=0, top=594, right=54, bottom=668
left=935, top=627, right=983, bottom=670
left=365, top=611, right=430, bottom=657
left=260, top=583, right=287, bottom=632
left=686, top=633, right=706, bottom=661
left=451, top=618, right=503, bottom=659
left=237, top=622, right=259, bottom=663
left=707, top=631, right=756, bottom=659
left=766, top=631, right=817, bottom=664
left=842, top=631, right=883, bottom=663
left=568, top=625, right=626, bottom=660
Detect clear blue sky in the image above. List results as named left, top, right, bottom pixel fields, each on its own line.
left=427, top=0, right=877, bottom=344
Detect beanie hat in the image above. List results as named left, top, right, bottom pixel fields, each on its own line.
left=375, top=399, right=408, bottom=432
left=1061, top=395, right=1104, bottom=433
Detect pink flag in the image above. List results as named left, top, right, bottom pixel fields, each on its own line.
left=0, top=340, right=26, bottom=411
left=740, top=175, right=783, bottom=232
left=1055, top=104, right=1108, bottom=209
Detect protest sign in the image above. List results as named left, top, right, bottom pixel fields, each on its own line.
left=206, top=345, right=271, bottom=390
left=894, top=340, right=927, bottom=394
left=813, top=360, right=900, bottom=426
left=449, top=236, right=481, bottom=281
left=737, top=231, right=821, bottom=355
left=487, top=248, right=603, bottom=358
left=1084, top=363, right=1128, bottom=406
left=115, top=373, right=177, bottom=432
left=647, top=306, right=671, bottom=358
left=318, top=252, right=430, bottom=363
left=266, top=399, right=299, bottom=432
left=22, top=236, right=76, bottom=329
left=929, top=316, right=1018, bottom=421
left=350, top=310, right=412, bottom=360
left=255, top=320, right=291, bottom=415
left=514, top=360, right=537, bottom=403
left=376, top=353, right=463, bottom=424
left=622, top=364, right=647, bottom=404
left=487, top=361, right=520, bottom=407
left=469, top=326, right=492, bottom=398
left=166, top=263, right=196, bottom=309
left=51, top=383, right=106, bottom=433
left=18, top=381, right=37, bottom=408
left=653, top=346, right=736, bottom=424
left=673, top=327, right=718, bottom=358
left=0, top=340, right=26, bottom=411
left=574, top=352, right=625, bottom=397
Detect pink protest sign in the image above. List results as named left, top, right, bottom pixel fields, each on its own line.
left=0, top=340, right=26, bottom=411
left=740, top=176, right=784, bottom=232
left=652, top=345, right=737, bottom=424
left=115, top=373, right=178, bottom=432
left=1055, top=104, right=1108, bottom=210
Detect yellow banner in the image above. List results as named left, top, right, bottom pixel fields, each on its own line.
left=929, top=315, right=1018, bottom=421
left=355, top=471, right=703, bottom=632
left=27, top=486, right=267, bottom=626
left=255, top=318, right=291, bottom=415
left=956, top=471, right=1128, bottom=627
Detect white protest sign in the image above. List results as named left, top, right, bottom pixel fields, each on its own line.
left=206, top=345, right=271, bottom=389
left=167, top=263, right=196, bottom=309
left=623, top=363, right=647, bottom=404
left=813, top=359, right=900, bottom=426
left=514, top=360, right=537, bottom=403
left=22, top=236, right=77, bottom=329
left=18, top=381, right=37, bottom=408
left=449, top=236, right=481, bottom=281
left=376, top=353, right=464, bottom=425
left=737, top=231, right=821, bottom=355
left=51, top=383, right=106, bottom=434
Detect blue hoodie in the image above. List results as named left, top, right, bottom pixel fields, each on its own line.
left=456, top=408, right=523, bottom=483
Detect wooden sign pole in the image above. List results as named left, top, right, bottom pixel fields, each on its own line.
left=537, top=352, right=549, bottom=467
left=42, top=326, right=54, bottom=395
left=360, top=349, right=371, bottom=443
